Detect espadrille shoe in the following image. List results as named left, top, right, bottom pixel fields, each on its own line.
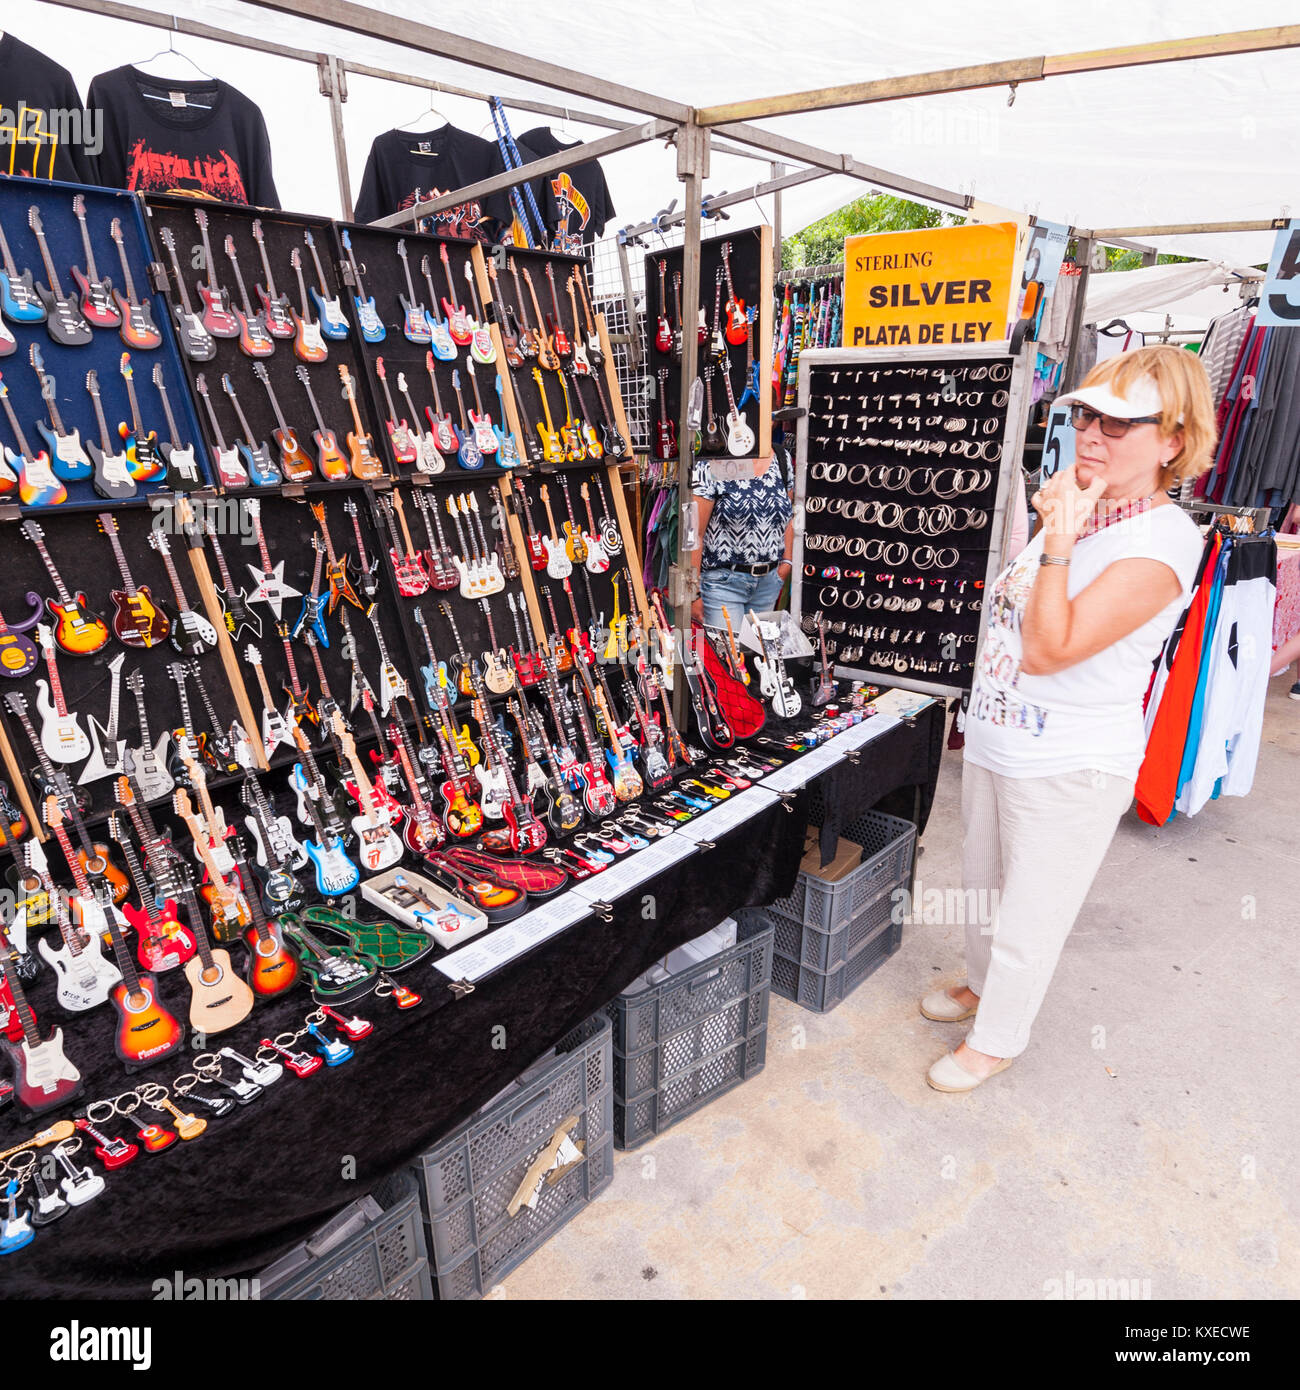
left=926, top=1051, right=1012, bottom=1093
left=919, top=988, right=978, bottom=1022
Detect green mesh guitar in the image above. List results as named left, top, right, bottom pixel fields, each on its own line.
left=301, top=905, right=435, bottom=970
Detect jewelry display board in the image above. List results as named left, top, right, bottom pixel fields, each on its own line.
left=791, top=344, right=1033, bottom=699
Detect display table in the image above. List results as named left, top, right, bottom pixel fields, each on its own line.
left=7, top=706, right=944, bottom=1300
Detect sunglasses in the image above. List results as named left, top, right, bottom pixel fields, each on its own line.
left=1069, top=404, right=1161, bottom=438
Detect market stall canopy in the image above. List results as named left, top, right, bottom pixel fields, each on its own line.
left=1084, top=261, right=1263, bottom=327
left=12, top=0, right=1299, bottom=264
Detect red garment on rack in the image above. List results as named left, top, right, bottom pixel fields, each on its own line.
left=1134, top=530, right=1223, bottom=825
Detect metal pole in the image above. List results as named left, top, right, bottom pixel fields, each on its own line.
left=615, top=236, right=643, bottom=369
left=772, top=161, right=785, bottom=264
left=1062, top=236, right=1093, bottom=395
left=245, top=0, right=692, bottom=121
left=670, top=121, right=709, bottom=728
left=319, top=55, right=354, bottom=221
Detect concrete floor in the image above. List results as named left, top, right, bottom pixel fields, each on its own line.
left=500, top=679, right=1300, bottom=1301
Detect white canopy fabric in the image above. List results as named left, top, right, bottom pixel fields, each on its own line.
left=1084, top=261, right=1262, bottom=325
left=6, top=0, right=1298, bottom=267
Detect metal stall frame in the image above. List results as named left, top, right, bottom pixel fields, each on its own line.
left=31, top=0, right=1300, bottom=716
left=791, top=342, right=1035, bottom=701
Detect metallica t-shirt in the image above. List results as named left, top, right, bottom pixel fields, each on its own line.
left=0, top=32, right=96, bottom=183
left=87, top=66, right=279, bottom=206
left=515, top=127, right=614, bottom=254
left=353, top=125, right=511, bottom=243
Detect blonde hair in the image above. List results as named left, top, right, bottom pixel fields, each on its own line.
left=1077, top=344, right=1217, bottom=484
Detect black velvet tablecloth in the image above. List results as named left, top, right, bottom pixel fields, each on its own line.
left=3, top=711, right=944, bottom=1299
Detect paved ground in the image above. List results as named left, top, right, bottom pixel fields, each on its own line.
left=500, top=679, right=1300, bottom=1301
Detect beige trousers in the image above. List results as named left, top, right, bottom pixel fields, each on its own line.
left=961, top=760, right=1135, bottom=1058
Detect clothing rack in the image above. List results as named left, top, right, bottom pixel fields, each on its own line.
left=1178, top=499, right=1270, bottom=533
left=777, top=262, right=845, bottom=284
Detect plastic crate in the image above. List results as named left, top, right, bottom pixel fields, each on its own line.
left=768, top=911, right=905, bottom=1013
left=413, top=1014, right=614, bottom=1300
left=260, top=1170, right=431, bottom=1301
left=768, top=809, right=916, bottom=944
left=607, top=921, right=773, bottom=1150
left=431, top=1133, right=615, bottom=1300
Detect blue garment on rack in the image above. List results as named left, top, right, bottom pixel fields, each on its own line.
left=1174, top=535, right=1231, bottom=805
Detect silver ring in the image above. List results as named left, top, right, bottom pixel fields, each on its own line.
left=842, top=590, right=864, bottom=609
left=989, top=363, right=1011, bottom=382
left=848, top=463, right=871, bottom=486
left=883, top=540, right=909, bottom=566
left=866, top=592, right=884, bottom=609
left=86, top=1099, right=117, bottom=1124
left=913, top=545, right=936, bottom=570
left=864, top=538, right=883, bottom=561
left=936, top=547, right=960, bottom=569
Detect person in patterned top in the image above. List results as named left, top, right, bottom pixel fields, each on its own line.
left=690, top=452, right=795, bottom=629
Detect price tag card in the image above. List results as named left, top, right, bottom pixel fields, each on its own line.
left=871, top=688, right=938, bottom=720
left=762, top=750, right=821, bottom=792
left=569, top=833, right=699, bottom=905
left=675, top=786, right=780, bottom=844
left=432, top=891, right=593, bottom=984
left=836, top=712, right=901, bottom=750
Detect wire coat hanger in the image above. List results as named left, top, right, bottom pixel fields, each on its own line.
left=132, top=24, right=215, bottom=106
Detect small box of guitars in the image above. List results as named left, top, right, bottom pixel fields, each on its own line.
left=361, top=868, right=488, bottom=950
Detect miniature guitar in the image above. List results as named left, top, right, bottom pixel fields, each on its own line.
left=223, top=234, right=275, bottom=358
left=194, top=372, right=250, bottom=490
left=109, top=218, right=161, bottom=350
left=305, top=229, right=350, bottom=339
left=341, top=230, right=384, bottom=342
left=288, top=246, right=329, bottom=362
left=193, top=209, right=239, bottom=339
left=251, top=218, right=295, bottom=339
left=158, top=225, right=216, bottom=361
left=28, top=207, right=92, bottom=347
left=296, top=364, right=350, bottom=481
left=69, top=194, right=120, bottom=330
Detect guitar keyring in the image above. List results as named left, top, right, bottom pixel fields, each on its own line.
left=136, top=1082, right=207, bottom=1141
left=51, top=1137, right=105, bottom=1206
left=258, top=1035, right=323, bottom=1078
left=318, top=1004, right=372, bottom=1040
left=0, top=1173, right=35, bottom=1254
left=375, top=974, right=422, bottom=1010
left=108, top=1091, right=178, bottom=1153
left=172, top=1072, right=238, bottom=1117
left=190, top=1055, right=264, bottom=1106
left=572, top=834, right=615, bottom=864
left=304, top=1012, right=353, bottom=1066
left=10, top=1148, right=67, bottom=1227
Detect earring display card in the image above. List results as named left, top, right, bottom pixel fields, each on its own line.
left=478, top=243, right=632, bottom=472
left=330, top=222, right=520, bottom=478
left=0, top=178, right=211, bottom=510
left=143, top=194, right=385, bottom=492
left=641, top=226, right=773, bottom=465
left=792, top=344, right=1032, bottom=699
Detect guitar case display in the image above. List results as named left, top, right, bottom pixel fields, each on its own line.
left=142, top=194, right=384, bottom=494
left=0, top=176, right=212, bottom=511
left=642, top=225, right=774, bottom=465
left=695, top=625, right=765, bottom=738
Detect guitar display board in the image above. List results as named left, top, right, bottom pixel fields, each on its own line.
left=792, top=344, right=1032, bottom=699
left=0, top=177, right=212, bottom=511
left=331, top=222, right=519, bottom=480
left=0, top=503, right=252, bottom=829
left=641, top=226, right=773, bottom=465
left=143, top=195, right=386, bottom=495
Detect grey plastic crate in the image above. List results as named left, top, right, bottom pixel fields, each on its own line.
left=766, top=910, right=905, bottom=1013
left=260, top=1170, right=431, bottom=1301
left=766, top=875, right=901, bottom=973
left=431, top=1133, right=615, bottom=1300
left=607, top=921, right=773, bottom=1150
left=768, top=809, right=916, bottom=937
left=616, top=1029, right=768, bottom=1148
left=413, top=1014, right=610, bottom=1218
left=413, top=1014, right=614, bottom=1300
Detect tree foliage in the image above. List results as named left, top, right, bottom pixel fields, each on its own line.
left=780, top=194, right=963, bottom=270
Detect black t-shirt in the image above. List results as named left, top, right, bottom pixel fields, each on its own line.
left=515, top=126, right=615, bottom=254
left=353, top=125, right=512, bottom=243
left=0, top=32, right=96, bottom=184
left=86, top=65, right=279, bottom=206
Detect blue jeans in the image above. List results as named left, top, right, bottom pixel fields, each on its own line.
left=699, top=566, right=785, bottom=630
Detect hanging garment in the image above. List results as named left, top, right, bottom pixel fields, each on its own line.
left=514, top=127, right=615, bottom=255
left=1135, top=529, right=1224, bottom=825
left=1199, top=304, right=1254, bottom=405
left=88, top=65, right=278, bottom=204
left=353, top=125, right=511, bottom=242
left=0, top=31, right=97, bottom=182
left=1176, top=535, right=1276, bottom=814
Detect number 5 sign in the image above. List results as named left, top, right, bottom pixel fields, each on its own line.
left=1040, top=404, right=1075, bottom=482
left=1258, top=220, right=1300, bottom=327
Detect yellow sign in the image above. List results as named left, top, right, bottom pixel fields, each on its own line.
left=842, top=223, right=1017, bottom=349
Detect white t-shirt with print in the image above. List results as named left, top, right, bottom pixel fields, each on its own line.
left=964, top=504, right=1204, bottom=780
